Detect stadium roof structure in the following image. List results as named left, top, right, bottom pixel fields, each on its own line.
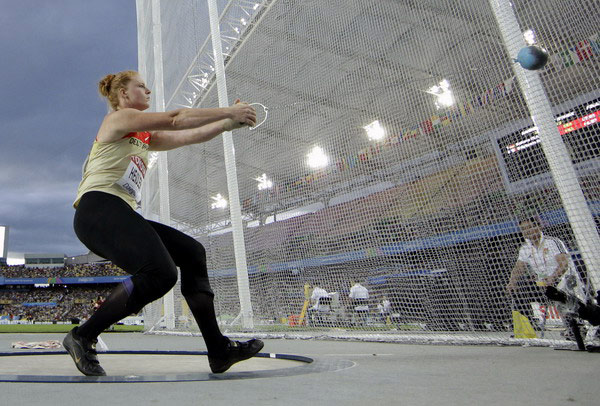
left=139, top=0, right=598, bottom=231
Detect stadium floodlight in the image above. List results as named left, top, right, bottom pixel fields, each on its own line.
left=363, top=120, right=386, bottom=141
left=307, top=146, right=329, bottom=169
left=210, top=193, right=228, bottom=209
left=427, top=79, right=455, bottom=109
left=255, top=173, right=273, bottom=190
left=0, top=226, right=6, bottom=260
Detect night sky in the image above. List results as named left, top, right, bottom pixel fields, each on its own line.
left=0, top=1, right=138, bottom=262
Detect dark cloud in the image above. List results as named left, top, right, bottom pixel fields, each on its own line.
left=0, top=1, right=138, bottom=257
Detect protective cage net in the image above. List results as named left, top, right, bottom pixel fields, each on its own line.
left=137, top=0, right=600, bottom=345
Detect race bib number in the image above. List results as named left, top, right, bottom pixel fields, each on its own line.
left=116, top=156, right=147, bottom=205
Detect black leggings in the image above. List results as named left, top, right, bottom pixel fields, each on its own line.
left=74, top=191, right=213, bottom=313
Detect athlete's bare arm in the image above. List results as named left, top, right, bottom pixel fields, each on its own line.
left=96, top=102, right=255, bottom=143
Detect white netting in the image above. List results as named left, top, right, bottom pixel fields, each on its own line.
left=137, top=0, right=600, bottom=346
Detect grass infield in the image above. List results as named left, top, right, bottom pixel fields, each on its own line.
left=0, top=324, right=144, bottom=333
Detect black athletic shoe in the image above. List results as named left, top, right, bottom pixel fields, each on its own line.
left=546, top=286, right=582, bottom=314
left=545, top=286, right=569, bottom=303
left=63, top=327, right=106, bottom=376
left=546, top=286, right=600, bottom=326
left=208, top=338, right=264, bottom=373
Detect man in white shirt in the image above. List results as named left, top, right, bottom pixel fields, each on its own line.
left=309, top=285, right=331, bottom=326
left=349, top=281, right=369, bottom=326
left=507, top=219, right=585, bottom=300
left=507, top=217, right=597, bottom=339
left=377, top=296, right=392, bottom=324
left=310, top=286, right=329, bottom=311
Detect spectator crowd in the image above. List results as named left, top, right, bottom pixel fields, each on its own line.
left=0, top=263, right=128, bottom=323
left=0, top=263, right=128, bottom=278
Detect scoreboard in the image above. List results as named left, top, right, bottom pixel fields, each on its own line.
left=491, top=90, right=600, bottom=193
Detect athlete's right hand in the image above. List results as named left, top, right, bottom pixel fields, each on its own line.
left=228, top=99, right=256, bottom=127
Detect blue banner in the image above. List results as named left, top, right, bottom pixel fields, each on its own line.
left=207, top=204, right=599, bottom=277
left=22, top=302, right=57, bottom=307
left=0, top=276, right=130, bottom=286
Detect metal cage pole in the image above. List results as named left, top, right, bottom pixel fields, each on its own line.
left=207, top=0, right=255, bottom=329
left=151, top=0, right=175, bottom=329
